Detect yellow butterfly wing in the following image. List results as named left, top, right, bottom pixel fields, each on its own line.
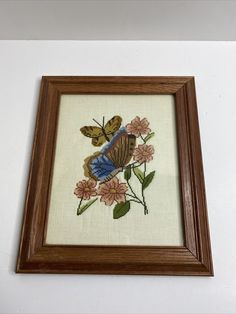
left=80, top=126, right=106, bottom=146
left=80, top=126, right=103, bottom=138
left=91, top=136, right=107, bottom=146
left=104, top=116, right=122, bottom=135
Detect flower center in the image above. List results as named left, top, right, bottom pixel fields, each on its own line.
left=84, top=187, right=90, bottom=192
left=142, top=151, right=149, bottom=156
left=109, top=188, right=117, bottom=194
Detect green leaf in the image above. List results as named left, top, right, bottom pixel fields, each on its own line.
left=124, top=167, right=131, bottom=181
left=77, top=198, right=98, bottom=215
left=133, top=167, right=144, bottom=183
left=113, top=201, right=130, bottom=219
left=144, top=132, right=155, bottom=143
left=142, top=171, right=155, bottom=190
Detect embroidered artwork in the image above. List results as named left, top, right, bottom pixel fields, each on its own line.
left=74, top=115, right=155, bottom=219
left=46, top=95, right=183, bottom=246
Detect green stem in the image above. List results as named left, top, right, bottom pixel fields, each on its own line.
left=140, top=134, right=146, bottom=143
left=77, top=197, right=83, bottom=215
left=124, top=160, right=149, bottom=215
left=132, top=162, right=144, bottom=169
left=126, top=180, right=143, bottom=204
left=125, top=193, right=143, bottom=204
left=142, top=162, right=148, bottom=214
left=124, top=161, right=142, bottom=169
left=143, top=161, right=146, bottom=176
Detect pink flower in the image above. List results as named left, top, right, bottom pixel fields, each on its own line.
left=133, top=144, right=154, bottom=163
left=126, top=116, right=151, bottom=137
left=74, top=179, right=97, bottom=200
left=98, top=177, right=128, bottom=206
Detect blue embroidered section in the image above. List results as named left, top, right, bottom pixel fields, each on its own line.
left=90, top=154, right=116, bottom=181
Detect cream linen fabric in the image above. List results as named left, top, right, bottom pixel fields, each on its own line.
left=46, top=95, right=183, bottom=246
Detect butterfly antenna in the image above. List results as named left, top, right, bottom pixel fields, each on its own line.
left=92, top=117, right=110, bottom=142
left=102, top=116, right=105, bottom=127
left=92, top=118, right=103, bottom=128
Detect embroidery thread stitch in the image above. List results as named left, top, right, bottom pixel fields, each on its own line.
left=74, top=115, right=156, bottom=219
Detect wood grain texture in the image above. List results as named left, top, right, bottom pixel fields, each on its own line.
left=16, top=76, right=213, bottom=276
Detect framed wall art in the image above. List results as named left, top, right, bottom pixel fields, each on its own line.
left=16, top=76, right=213, bottom=275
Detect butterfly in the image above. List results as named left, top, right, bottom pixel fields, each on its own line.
left=83, top=127, right=136, bottom=182
left=80, top=116, right=122, bottom=147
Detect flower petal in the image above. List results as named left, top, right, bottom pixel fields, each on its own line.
left=117, top=183, right=128, bottom=193
left=101, top=193, right=115, bottom=206
left=115, top=193, right=126, bottom=203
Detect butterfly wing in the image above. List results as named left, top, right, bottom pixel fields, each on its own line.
left=80, top=126, right=103, bottom=138
left=81, top=116, right=122, bottom=147
left=83, top=152, right=118, bottom=181
left=91, top=136, right=106, bottom=146
left=102, top=127, right=136, bottom=168
left=104, top=116, right=122, bottom=135
left=80, top=126, right=106, bottom=146
left=83, top=127, right=136, bottom=182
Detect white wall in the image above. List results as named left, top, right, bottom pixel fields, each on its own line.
left=1, top=1, right=236, bottom=40
left=0, top=41, right=236, bottom=314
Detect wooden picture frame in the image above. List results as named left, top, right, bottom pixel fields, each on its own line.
left=16, top=76, right=213, bottom=275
